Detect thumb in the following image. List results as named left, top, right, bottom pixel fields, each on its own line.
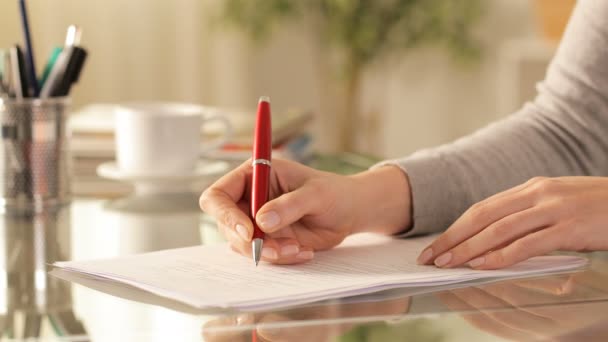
left=255, top=183, right=324, bottom=233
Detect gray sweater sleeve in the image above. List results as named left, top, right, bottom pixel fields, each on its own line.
left=375, top=0, right=608, bottom=237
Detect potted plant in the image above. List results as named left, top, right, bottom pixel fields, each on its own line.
left=220, top=0, right=482, bottom=152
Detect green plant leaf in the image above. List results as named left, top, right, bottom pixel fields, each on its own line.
left=219, top=0, right=482, bottom=79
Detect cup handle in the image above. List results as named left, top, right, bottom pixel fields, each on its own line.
left=200, top=114, right=233, bottom=155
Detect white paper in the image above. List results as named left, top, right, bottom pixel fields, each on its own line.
left=53, top=234, right=587, bottom=310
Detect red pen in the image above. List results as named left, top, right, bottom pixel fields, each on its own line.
left=251, top=96, right=272, bottom=266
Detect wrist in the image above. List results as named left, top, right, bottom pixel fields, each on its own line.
left=350, top=165, right=413, bottom=235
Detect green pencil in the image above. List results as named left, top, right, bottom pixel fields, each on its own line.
left=39, top=46, right=62, bottom=89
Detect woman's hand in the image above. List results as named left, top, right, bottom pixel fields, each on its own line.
left=200, top=159, right=411, bottom=265
left=417, top=176, right=608, bottom=269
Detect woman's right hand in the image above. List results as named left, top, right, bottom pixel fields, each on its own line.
left=199, top=158, right=412, bottom=265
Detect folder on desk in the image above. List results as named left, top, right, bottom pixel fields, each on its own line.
left=52, top=234, right=587, bottom=311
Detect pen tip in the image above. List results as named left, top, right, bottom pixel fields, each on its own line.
left=259, top=96, right=270, bottom=103
left=252, top=238, right=263, bottom=267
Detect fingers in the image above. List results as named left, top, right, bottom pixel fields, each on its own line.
left=256, top=301, right=397, bottom=342
left=222, top=227, right=314, bottom=265
left=437, top=291, right=530, bottom=341
left=478, top=281, right=567, bottom=307
left=255, top=313, right=292, bottom=341
left=256, top=313, right=355, bottom=342
left=454, top=287, right=554, bottom=329
left=439, top=289, right=548, bottom=341
left=201, top=158, right=324, bottom=243
left=342, top=297, right=411, bottom=317
left=256, top=182, right=328, bottom=234
left=417, top=184, right=535, bottom=265
left=202, top=314, right=255, bottom=342
left=513, top=275, right=576, bottom=296
left=260, top=239, right=315, bottom=265
left=203, top=159, right=251, bottom=204
left=433, top=206, right=550, bottom=268
left=200, top=161, right=255, bottom=238
left=468, top=225, right=564, bottom=270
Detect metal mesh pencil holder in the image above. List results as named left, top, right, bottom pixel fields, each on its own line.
left=0, top=97, right=71, bottom=213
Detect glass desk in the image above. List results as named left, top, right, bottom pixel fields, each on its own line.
left=1, top=193, right=607, bottom=342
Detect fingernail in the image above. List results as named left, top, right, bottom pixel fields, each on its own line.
left=434, top=252, right=452, bottom=267
left=235, top=224, right=249, bottom=240
left=280, top=245, right=299, bottom=256
left=296, top=251, right=314, bottom=260
left=418, top=248, right=434, bottom=264
left=468, top=256, right=485, bottom=268
left=262, top=247, right=278, bottom=260
left=257, top=211, right=280, bottom=229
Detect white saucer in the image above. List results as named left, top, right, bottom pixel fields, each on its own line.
left=97, top=160, right=230, bottom=195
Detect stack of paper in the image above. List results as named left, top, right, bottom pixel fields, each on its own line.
left=52, top=234, right=587, bottom=310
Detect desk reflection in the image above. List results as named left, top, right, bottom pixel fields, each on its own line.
left=436, top=259, right=608, bottom=341
left=0, top=205, right=87, bottom=340
left=102, top=192, right=202, bottom=254
left=42, top=196, right=608, bottom=342
left=202, top=297, right=410, bottom=342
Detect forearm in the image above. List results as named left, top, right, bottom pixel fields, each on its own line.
left=375, top=0, right=608, bottom=236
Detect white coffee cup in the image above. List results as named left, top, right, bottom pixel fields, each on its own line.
left=114, top=102, right=231, bottom=176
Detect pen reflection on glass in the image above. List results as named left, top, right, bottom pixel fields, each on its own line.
left=202, top=296, right=411, bottom=342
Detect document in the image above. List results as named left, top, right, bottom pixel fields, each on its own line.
left=52, top=234, right=587, bottom=310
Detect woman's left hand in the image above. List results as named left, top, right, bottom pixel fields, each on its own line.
left=417, top=176, right=608, bottom=269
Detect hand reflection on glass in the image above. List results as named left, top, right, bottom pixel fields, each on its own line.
left=202, top=297, right=410, bottom=342
left=437, top=264, right=608, bottom=341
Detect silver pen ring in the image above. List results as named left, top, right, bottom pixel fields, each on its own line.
left=252, top=158, right=271, bottom=167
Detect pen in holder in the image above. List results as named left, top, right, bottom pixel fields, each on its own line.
left=0, top=97, right=71, bottom=213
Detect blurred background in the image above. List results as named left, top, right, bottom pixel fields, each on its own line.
left=0, top=0, right=574, bottom=158
left=0, top=2, right=591, bottom=340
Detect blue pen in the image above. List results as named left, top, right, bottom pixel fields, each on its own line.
left=18, top=0, right=39, bottom=97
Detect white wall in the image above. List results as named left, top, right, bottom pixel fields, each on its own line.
left=0, top=0, right=544, bottom=159
left=356, top=0, right=540, bottom=157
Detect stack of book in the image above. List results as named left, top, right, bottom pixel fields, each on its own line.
left=69, top=104, right=314, bottom=197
